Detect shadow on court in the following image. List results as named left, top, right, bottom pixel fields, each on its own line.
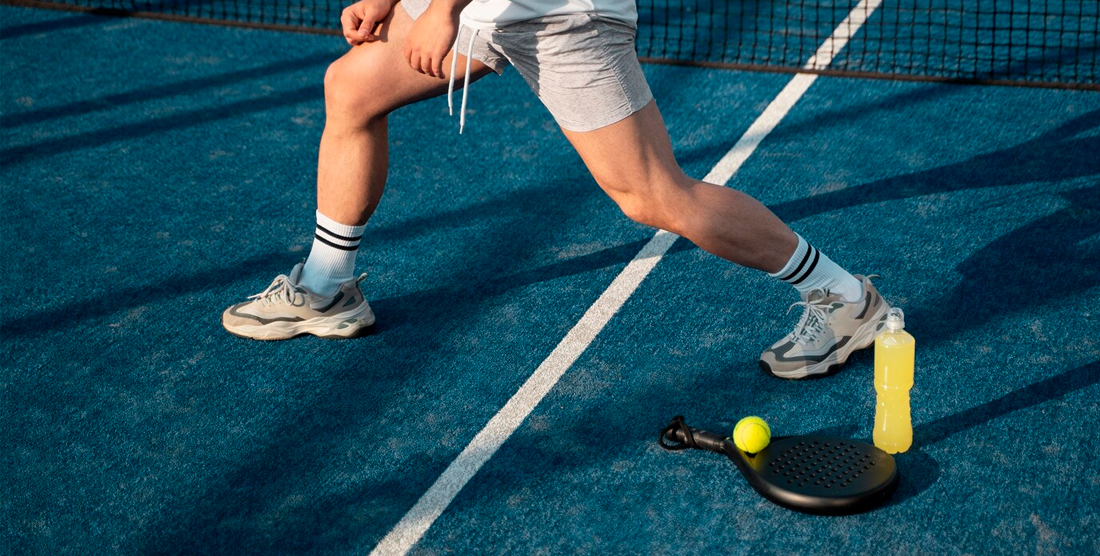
left=2, top=52, right=335, bottom=129
left=129, top=394, right=456, bottom=555
left=371, top=237, right=695, bottom=332
left=1, top=84, right=325, bottom=165
left=0, top=12, right=106, bottom=40
left=108, top=169, right=636, bottom=555
left=888, top=359, right=1100, bottom=507
left=722, top=107, right=1099, bottom=351
left=0, top=252, right=299, bottom=338
left=767, top=107, right=1100, bottom=223
left=903, top=184, right=1099, bottom=348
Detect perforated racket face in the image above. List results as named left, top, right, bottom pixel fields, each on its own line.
left=656, top=418, right=899, bottom=515
left=737, top=435, right=898, bottom=514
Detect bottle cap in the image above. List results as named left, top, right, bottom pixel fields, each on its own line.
left=885, top=308, right=905, bottom=331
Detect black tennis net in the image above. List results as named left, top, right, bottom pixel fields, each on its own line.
left=5, top=0, right=1098, bottom=89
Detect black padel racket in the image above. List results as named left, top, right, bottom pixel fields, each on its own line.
left=659, top=416, right=899, bottom=515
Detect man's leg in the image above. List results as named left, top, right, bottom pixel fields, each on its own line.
left=316, top=4, right=491, bottom=227
left=299, top=3, right=494, bottom=296
left=562, top=101, right=889, bottom=378
left=562, top=101, right=797, bottom=273
left=222, top=2, right=493, bottom=340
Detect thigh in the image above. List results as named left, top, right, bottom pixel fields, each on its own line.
left=561, top=100, right=689, bottom=196
left=490, top=15, right=654, bottom=132
left=326, top=0, right=497, bottom=115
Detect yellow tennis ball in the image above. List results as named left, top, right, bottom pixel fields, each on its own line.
left=733, top=416, right=771, bottom=453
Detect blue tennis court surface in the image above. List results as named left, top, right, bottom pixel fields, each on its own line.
left=3, top=5, right=1099, bottom=555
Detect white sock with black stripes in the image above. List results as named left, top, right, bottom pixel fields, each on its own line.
left=298, top=211, right=366, bottom=297
left=769, top=234, right=863, bottom=302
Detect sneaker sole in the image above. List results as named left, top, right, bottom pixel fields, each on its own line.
left=760, top=304, right=889, bottom=380
left=224, top=305, right=376, bottom=341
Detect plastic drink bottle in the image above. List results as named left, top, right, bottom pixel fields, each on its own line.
left=873, top=307, right=915, bottom=454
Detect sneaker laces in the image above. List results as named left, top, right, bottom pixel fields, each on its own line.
left=786, top=290, right=831, bottom=346
left=248, top=275, right=305, bottom=308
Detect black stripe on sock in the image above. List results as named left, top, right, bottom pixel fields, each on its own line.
left=779, top=244, right=815, bottom=282
left=316, top=224, right=363, bottom=244
left=788, top=248, right=820, bottom=285
left=315, top=233, right=360, bottom=252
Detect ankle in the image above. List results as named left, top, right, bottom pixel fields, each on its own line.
left=299, top=211, right=366, bottom=297
left=770, top=234, right=862, bottom=302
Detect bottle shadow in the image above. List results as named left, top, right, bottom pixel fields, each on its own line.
left=801, top=360, right=1099, bottom=509
left=891, top=359, right=1098, bottom=508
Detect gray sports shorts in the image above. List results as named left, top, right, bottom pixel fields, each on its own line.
left=400, top=0, right=653, bottom=132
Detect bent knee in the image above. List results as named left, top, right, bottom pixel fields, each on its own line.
left=598, top=180, right=681, bottom=232
left=616, top=199, right=662, bottom=229
left=595, top=172, right=691, bottom=232
left=324, top=55, right=390, bottom=124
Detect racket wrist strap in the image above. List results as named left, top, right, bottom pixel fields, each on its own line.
left=658, top=415, right=698, bottom=451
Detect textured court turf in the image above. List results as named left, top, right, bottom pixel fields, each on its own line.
left=3, top=5, right=1099, bottom=555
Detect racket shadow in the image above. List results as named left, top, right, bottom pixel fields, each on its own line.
left=881, top=449, right=941, bottom=509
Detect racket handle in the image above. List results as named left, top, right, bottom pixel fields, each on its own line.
left=665, top=423, right=733, bottom=455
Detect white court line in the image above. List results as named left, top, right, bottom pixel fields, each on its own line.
left=370, top=1, right=882, bottom=554
left=705, top=0, right=883, bottom=186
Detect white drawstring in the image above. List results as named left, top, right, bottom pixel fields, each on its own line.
left=446, top=25, right=478, bottom=134
left=460, top=29, right=476, bottom=133
left=447, top=33, right=459, bottom=116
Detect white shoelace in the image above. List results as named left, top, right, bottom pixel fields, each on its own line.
left=249, top=275, right=304, bottom=308
left=787, top=291, right=831, bottom=346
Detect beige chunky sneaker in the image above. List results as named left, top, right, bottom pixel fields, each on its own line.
left=221, top=263, right=375, bottom=340
left=759, top=275, right=890, bottom=379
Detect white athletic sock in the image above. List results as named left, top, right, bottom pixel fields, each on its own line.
left=769, top=234, right=863, bottom=302
left=299, top=211, right=366, bottom=297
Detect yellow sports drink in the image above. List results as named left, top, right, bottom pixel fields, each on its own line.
left=874, top=308, right=915, bottom=454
